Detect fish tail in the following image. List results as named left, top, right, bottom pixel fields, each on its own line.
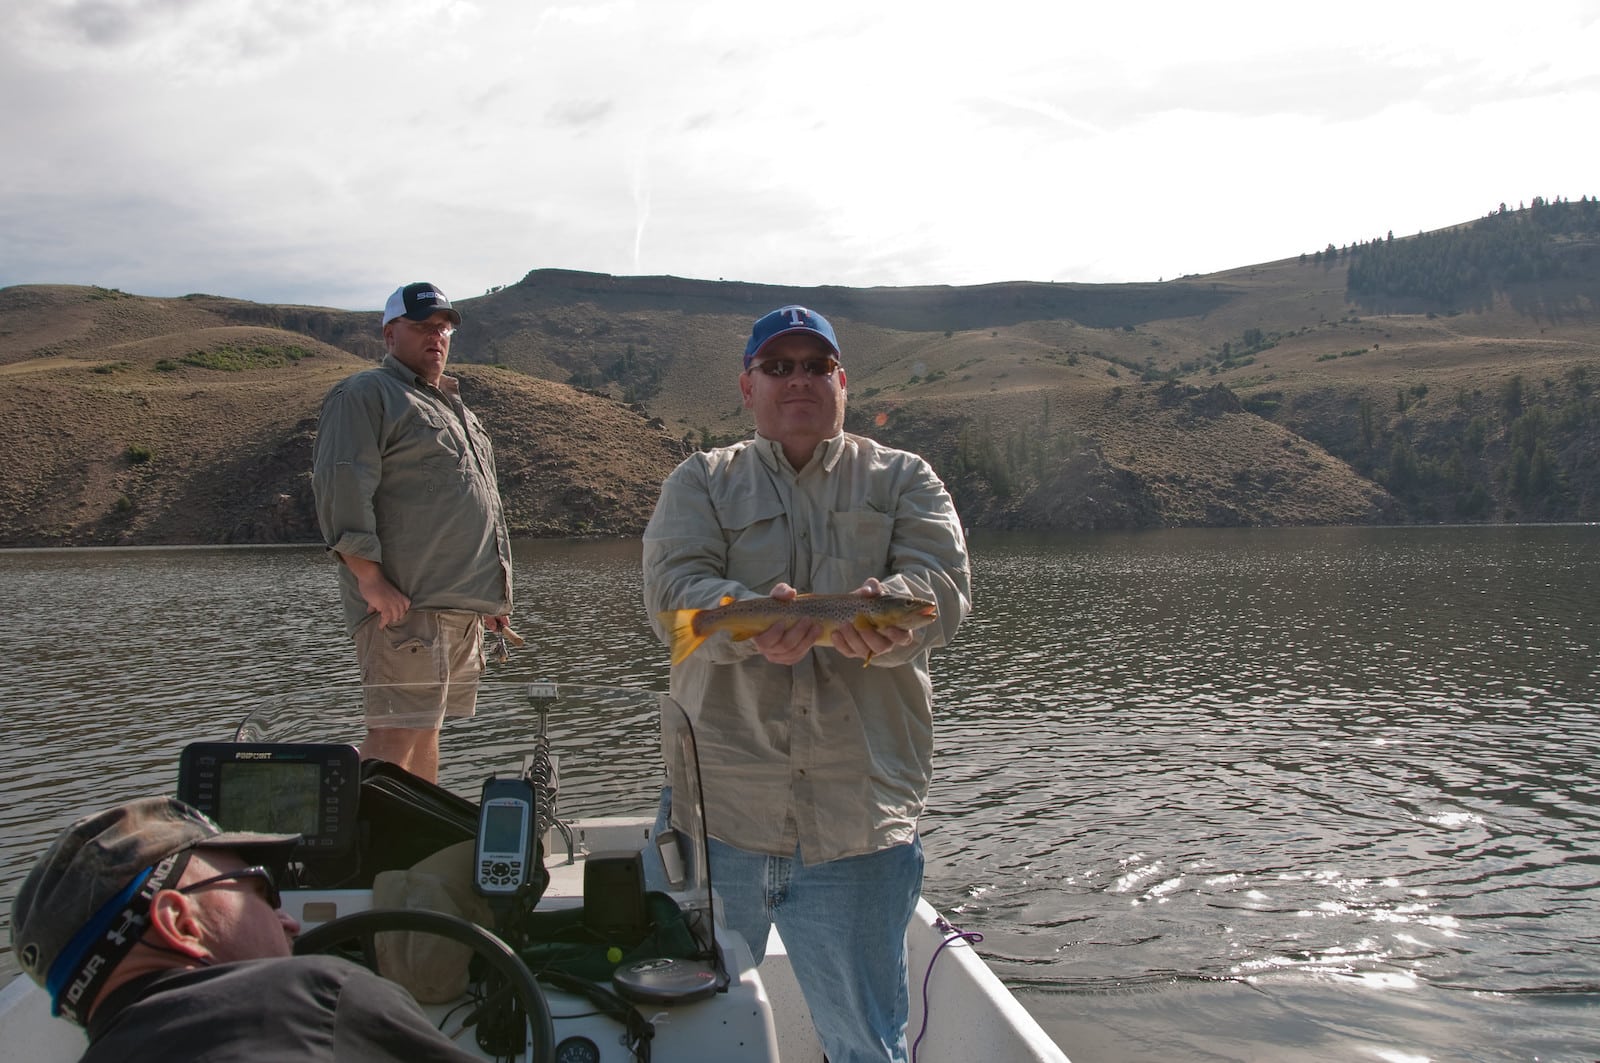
left=660, top=609, right=708, bottom=666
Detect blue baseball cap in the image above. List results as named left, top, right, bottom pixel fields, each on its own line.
left=743, top=305, right=840, bottom=369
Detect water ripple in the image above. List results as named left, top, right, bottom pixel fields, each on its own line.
left=3, top=528, right=1599, bottom=1061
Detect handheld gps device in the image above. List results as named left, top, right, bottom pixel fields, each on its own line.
left=177, top=742, right=361, bottom=859
left=474, top=775, right=538, bottom=896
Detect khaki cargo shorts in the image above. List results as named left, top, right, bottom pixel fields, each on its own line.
left=354, top=609, right=485, bottom=729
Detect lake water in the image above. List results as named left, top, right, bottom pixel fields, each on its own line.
left=1, top=527, right=1597, bottom=1062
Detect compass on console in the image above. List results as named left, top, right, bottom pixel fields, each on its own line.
left=554, top=1035, right=600, bottom=1063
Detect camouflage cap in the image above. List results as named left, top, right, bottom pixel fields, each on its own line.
left=10, top=796, right=298, bottom=1023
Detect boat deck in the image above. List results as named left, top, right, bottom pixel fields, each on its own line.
left=0, top=817, right=1066, bottom=1063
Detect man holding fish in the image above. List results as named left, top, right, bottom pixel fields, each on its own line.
left=643, top=305, right=971, bottom=1063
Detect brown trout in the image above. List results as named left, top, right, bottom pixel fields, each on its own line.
left=660, top=592, right=938, bottom=665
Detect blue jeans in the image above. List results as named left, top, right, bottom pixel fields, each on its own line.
left=650, top=789, right=924, bottom=1063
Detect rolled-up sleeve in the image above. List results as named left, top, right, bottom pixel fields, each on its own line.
left=312, top=382, right=385, bottom=564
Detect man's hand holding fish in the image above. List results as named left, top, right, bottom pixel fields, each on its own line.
left=749, top=579, right=917, bottom=666
left=658, top=579, right=938, bottom=666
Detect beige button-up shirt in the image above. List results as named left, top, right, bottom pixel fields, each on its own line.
left=643, top=432, right=971, bottom=863
left=312, top=355, right=512, bottom=636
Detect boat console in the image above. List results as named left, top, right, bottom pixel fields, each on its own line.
left=172, top=689, right=773, bottom=1062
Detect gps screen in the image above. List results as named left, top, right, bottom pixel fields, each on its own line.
left=482, top=802, right=526, bottom=852
left=216, top=761, right=322, bottom=836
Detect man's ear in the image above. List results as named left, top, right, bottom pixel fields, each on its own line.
left=838, top=367, right=847, bottom=389
left=146, top=891, right=210, bottom=960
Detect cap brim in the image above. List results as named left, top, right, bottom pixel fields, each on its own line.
left=194, top=830, right=301, bottom=854
left=384, top=308, right=462, bottom=326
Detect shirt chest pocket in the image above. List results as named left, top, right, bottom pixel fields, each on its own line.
left=715, top=492, right=790, bottom=590
left=818, top=510, right=894, bottom=589
left=411, top=408, right=467, bottom=470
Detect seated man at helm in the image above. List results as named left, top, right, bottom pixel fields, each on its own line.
left=10, top=796, right=483, bottom=1062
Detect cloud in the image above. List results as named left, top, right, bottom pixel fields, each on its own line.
left=14, top=0, right=489, bottom=90
left=547, top=99, right=616, bottom=130
left=2, top=0, right=1596, bottom=305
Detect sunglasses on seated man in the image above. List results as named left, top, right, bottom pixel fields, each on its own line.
left=750, top=356, right=841, bottom=379
left=177, top=865, right=282, bottom=910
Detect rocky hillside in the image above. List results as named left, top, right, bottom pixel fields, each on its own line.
left=2, top=201, right=1596, bottom=546
left=0, top=286, right=687, bottom=546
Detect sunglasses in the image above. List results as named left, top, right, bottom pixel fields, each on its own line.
left=177, top=865, right=282, bottom=910
left=750, top=356, right=840, bottom=379
left=400, top=319, right=456, bottom=338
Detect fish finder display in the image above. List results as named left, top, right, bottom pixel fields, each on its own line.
left=177, top=742, right=361, bottom=858
left=217, top=761, right=323, bottom=836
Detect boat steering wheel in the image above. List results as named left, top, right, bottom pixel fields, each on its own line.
left=293, top=908, right=555, bottom=1061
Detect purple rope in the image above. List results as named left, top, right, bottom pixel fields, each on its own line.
left=910, top=916, right=985, bottom=1062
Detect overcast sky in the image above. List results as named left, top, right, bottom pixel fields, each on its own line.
left=5, top=0, right=1596, bottom=312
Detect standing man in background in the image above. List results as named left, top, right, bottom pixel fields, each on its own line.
left=313, top=282, right=513, bottom=783
left=642, top=305, right=971, bottom=1062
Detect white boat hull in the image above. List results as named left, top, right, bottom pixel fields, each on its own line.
left=1, top=815, right=1065, bottom=1062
